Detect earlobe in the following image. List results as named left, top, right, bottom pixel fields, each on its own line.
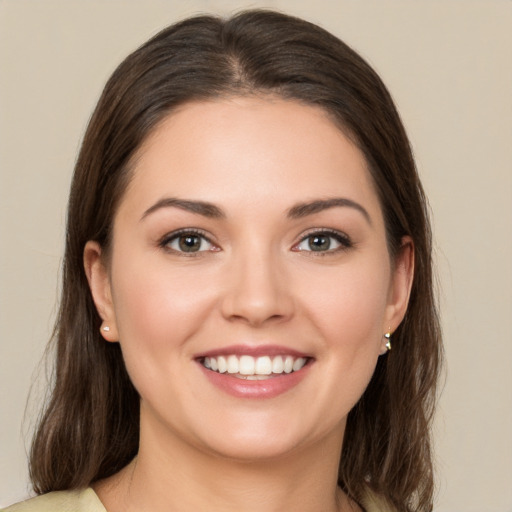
left=382, top=236, right=415, bottom=346
left=83, top=241, right=119, bottom=342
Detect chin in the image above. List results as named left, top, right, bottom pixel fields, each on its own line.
left=202, top=433, right=306, bottom=463
left=188, top=410, right=343, bottom=464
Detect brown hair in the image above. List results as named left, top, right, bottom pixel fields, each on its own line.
left=30, top=10, right=442, bottom=511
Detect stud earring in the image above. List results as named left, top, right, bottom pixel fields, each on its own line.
left=102, top=326, right=110, bottom=332
left=384, top=331, right=392, bottom=351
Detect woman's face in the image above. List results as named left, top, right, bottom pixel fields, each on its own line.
left=86, top=97, right=413, bottom=462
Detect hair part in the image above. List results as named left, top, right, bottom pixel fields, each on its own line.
left=30, top=10, right=442, bottom=512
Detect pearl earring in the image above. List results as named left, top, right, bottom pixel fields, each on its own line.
left=384, top=331, right=392, bottom=351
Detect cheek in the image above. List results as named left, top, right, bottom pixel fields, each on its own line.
left=109, top=255, right=219, bottom=388
left=303, top=258, right=391, bottom=345
left=299, top=256, right=391, bottom=398
left=320, top=285, right=386, bottom=378
left=112, top=249, right=216, bottom=334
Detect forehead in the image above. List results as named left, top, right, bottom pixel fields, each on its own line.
left=119, top=97, right=382, bottom=221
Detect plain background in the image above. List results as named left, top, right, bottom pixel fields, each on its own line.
left=0, top=0, right=511, bottom=510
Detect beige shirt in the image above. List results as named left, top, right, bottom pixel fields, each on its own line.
left=2, top=487, right=395, bottom=512
left=2, top=489, right=105, bottom=512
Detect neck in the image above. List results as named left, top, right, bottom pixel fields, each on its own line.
left=95, top=415, right=357, bottom=512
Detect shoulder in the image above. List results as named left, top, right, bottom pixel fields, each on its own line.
left=2, top=488, right=107, bottom=512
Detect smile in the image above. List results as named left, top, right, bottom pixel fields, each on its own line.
left=202, top=355, right=308, bottom=380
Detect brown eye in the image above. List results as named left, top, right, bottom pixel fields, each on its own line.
left=162, top=231, right=214, bottom=253
left=307, top=234, right=331, bottom=251
left=178, top=234, right=202, bottom=252
left=294, top=230, right=351, bottom=253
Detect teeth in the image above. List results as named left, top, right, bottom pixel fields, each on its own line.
left=255, top=356, right=272, bottom=375
left=227, top=355, right=238, bottom=374
left=202, top=354, right=308, bottom=376
left=292, top=357, right=306, bottom=371
left=239, top=355, right=255, bottom=375
left=272, top=356, right=284, bottom=373
left=217, top=356, right=227, bottom=373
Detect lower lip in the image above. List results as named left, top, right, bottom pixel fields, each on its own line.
left=198, top=363, right=311, bottom=399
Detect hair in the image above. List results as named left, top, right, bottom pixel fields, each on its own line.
left=29, top=9, right=442, bottom=512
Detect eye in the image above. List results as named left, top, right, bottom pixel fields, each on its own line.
left=160, top=230, right=216, bottom=254
left=293, top=230, right=352, bottom=253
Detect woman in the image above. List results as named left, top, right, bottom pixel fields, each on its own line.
left=4, top=9, right=442, bottom=512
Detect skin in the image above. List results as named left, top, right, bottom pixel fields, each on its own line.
left=84, top=97, right=414, bottom=512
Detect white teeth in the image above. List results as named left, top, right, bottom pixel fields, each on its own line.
left=284, top=356, right=294, bottom=373
left=239, top=355, right=255, bottom=375
left=255, top=356, right=272, bottom=375
left=217, top=356, right=227, bottom=373
left=272, top=356, right=284, bottom=373
left=202, top=354, right=308, bottom=376
left=292, top=357, right=306, bottom=371
left=227, top=355, right=238, bottom=374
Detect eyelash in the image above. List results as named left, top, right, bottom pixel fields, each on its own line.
left=292, top=229, right=353, bottom=255
left=159, top=228, right=217, bottom=256
left=158, top=228, right=353, bottom=256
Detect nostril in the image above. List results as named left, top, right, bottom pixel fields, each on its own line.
left=219, top=260, right=295, bottom=325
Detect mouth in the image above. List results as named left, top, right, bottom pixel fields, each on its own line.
left=196, top=346, right=313, bottom=398
left=201, top=354, right=310, bottom=380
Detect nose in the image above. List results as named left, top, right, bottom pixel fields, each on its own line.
left=220, top=246, right=294, bottom=327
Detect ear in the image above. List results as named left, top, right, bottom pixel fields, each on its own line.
left=83, top=241, right=119, bottom=342
left=380, top=236, right=415, bottom=354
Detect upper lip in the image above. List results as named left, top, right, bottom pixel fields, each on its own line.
left=195, top=344, right=311, bottom=359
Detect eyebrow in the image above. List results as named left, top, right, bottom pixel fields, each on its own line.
left=287, top=198, right=372, bottom=224
left=141, top=198, right=226, bottom=221
left=140, top=196, right=371, bottom=224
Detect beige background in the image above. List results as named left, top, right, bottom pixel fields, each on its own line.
left=1, top=0, right=511, bottom=510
